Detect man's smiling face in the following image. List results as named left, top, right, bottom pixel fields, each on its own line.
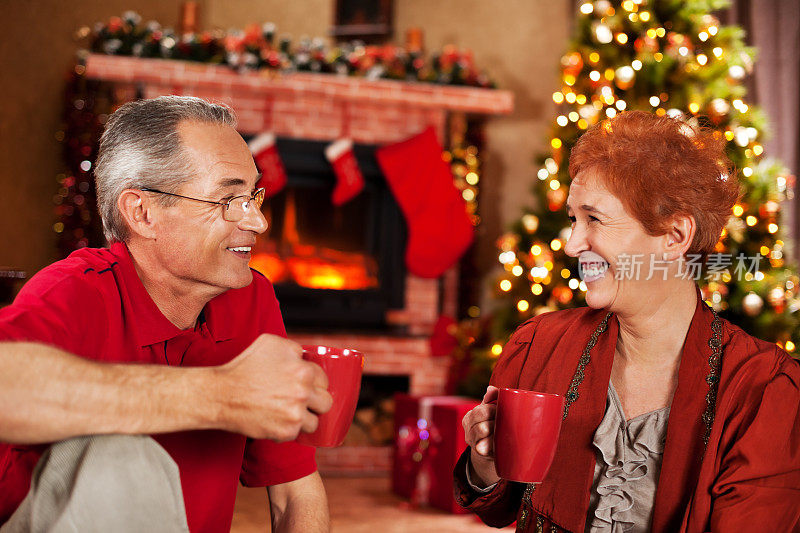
left=148, top=120, right=268, bottom=295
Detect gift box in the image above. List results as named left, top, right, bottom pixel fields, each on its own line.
left=392, top=394, right=480, bottom=513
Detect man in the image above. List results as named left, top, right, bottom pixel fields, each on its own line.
left=0, top=96, right=333, bottom=532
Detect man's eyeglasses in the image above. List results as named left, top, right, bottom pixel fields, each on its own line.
left=141, top=187, right=266, bottom=222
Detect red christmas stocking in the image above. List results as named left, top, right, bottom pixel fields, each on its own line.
left=376, top=127, right=474, bottom=278
left=325, top=139, right=365, bottom=206
left=249, top=133, right=287, bottom=198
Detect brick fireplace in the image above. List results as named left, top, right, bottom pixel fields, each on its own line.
left=84, top=54, right=513, bottom=473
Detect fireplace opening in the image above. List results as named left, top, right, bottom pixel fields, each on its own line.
left=248, top=138, right=407, bottom=329
left=344, top=374, right=410, bottom=447
left=253, top=187, right=379, bottom=291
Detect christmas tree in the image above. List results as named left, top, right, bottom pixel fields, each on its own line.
left=454, top=0, right=798, bottom=397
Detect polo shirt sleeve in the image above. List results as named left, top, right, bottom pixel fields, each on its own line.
left=240, top=438, right=317, bottom=487
left=239, top=271, right=318, bottom=487
left=0, top=270, right=105, bottom=358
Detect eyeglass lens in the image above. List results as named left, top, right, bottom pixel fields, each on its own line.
left=223, top=190, right=265, bottom=222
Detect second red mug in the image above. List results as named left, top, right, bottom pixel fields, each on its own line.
left=494, top=388, right=564, bottom=483
left=296, top=345, right=364, bottom=448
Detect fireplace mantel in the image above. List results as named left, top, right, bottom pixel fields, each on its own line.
left=83, top=54, right=513, bottom=142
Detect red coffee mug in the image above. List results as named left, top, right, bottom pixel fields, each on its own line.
left=494, top=388, right=564, bottom=483
left=296, top=345, right=364, bottom=448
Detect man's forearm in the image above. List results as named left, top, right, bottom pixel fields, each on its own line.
left=0, top=342, right=221, bottom=444
left=268, top=472, right=330, bottom=533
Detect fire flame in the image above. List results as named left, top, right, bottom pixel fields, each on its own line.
left=249, top=190, right=378, bottom=290
left=250, top=250, right=378, bottom=290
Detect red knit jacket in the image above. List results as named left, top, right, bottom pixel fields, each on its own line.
left=454, top=294, right=800, bottom=532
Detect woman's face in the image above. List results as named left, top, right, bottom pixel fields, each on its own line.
left=564, top=169, right=671, bottom=314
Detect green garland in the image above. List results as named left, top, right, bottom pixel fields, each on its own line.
left=79, top=11, right=495, bottom=88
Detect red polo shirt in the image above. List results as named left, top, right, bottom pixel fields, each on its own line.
left=0, top=242, right=316, bottom=532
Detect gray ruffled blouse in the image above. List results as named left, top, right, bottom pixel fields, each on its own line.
left=585, top=383, right=670, bottom=533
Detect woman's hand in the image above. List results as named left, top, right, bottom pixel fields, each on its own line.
left=462, top=385, right=501, bottom=488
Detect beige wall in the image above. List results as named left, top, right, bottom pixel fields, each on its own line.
left=0, top=0, right=187, bottom=274
left=204, top=0, right=333, bottom=40
left=0, top=0, right=571, bottom=282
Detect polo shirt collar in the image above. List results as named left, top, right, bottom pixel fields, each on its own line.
left=202, top=294, right=237, bottom=343
left=109, top=242, right=236, bottom=346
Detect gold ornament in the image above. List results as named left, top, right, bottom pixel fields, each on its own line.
left=579, top=104, right=600, bottom=122
left=614, top=66, right=635, bottom=90
left=497, top=233, right=519, bottom=252
left=742, top=292, right=763, bottom=316
left=594, top=0, right=612, bottom=15
left=768, top=286, right=786, bottom=312
left=709, top=98, right=730, bottom=124
left=724, top=216, right=745, bottom=243
left=728, top=65, right=746, bottom=80
left=522, top=214, right=540, bottom=233
left=593, top=22, right=613, bottom=44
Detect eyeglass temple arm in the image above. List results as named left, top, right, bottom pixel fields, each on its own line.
left=141, top=188, right=225, bottom=207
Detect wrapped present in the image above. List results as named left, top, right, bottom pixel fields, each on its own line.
left=392, top=394, right=480, bottom=513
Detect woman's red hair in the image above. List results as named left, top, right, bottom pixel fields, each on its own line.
left=568, top=110, right=740, bottom=256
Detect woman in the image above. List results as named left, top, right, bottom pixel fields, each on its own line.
left=455, top=111, right=800, bottom=532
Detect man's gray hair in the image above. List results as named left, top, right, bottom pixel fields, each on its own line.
left=94, top=96, right=237, bottom=242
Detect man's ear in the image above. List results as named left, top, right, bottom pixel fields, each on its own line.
left=118, top=189, right=157, bottom=240
left=663, top=214, right=696, bottom=261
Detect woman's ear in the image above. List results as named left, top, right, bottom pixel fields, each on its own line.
left=663, top=214, right=696, bottom=261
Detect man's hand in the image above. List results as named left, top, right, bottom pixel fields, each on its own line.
left=213, top=335, right=333, bottom=441
left=462, top=385, right=501, bottom=488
